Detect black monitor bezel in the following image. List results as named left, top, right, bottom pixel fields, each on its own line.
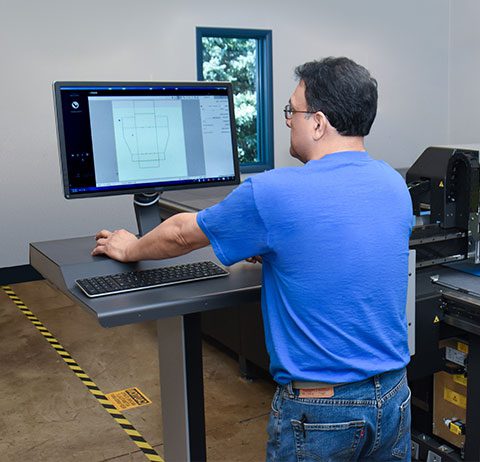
left=53, top=81, right=240, bottom=199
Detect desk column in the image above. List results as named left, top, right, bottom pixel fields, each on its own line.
left=157, top=312, right=206, bottom=462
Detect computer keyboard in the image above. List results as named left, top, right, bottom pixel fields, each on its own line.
left=76, top=261, right=229, bottom=298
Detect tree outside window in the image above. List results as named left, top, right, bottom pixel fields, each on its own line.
left=197, top=28, right=273, bottom=172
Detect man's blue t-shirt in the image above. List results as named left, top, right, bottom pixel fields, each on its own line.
left=197, top=151, right=412, bottom=385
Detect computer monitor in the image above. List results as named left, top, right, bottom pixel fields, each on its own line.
left=53, top=81, right=240, bottom=199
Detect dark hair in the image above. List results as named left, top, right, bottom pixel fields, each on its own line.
left=295, top=57, right=378, bottom=136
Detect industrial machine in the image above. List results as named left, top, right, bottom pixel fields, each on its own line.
left=407, top=146, right=480, bottom=268
left=406, top=146, right=480, bottom=461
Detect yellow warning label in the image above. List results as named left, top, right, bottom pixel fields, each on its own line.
left=457, top=342, right=469, bottom=354
left=453, top=374, right=468, bottom=387
left=433, top=316, right=440, bottom=324
left=450, top=422, right=463, bottom=435
left=439, top=180, right=444, bottom=188
left=106, top=387, right=152, bottom=411
left=444, top=387, right=467, bottom=409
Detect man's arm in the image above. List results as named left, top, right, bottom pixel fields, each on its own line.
left=92, top=212, right=210, bottom=262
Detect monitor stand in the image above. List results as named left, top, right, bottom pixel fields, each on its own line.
left=133, top=193, right=162, bottom=236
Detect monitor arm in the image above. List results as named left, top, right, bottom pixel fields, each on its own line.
left=133, top=193, right=162, bottom=236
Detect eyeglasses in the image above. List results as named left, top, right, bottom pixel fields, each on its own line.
left=283, top=104, right=316, bottom=120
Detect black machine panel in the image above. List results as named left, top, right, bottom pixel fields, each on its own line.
left=407, top=146, right=480, bottom=267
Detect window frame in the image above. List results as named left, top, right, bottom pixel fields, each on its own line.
left=196, top=27, right=274, bottom=173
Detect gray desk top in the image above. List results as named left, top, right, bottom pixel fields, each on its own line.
left=30, top=235, right=261, bottom=328
left=29, top=186, right=264, bottom=327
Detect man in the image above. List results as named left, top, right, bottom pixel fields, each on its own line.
left=93, top=57, right=413, bottom=461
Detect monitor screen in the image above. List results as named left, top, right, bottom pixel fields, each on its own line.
left=53, top=81, right=240, bottom=198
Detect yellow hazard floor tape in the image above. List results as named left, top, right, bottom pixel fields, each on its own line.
left=1, top=285, right=164, bottom=462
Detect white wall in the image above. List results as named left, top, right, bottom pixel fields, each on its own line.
left=1, top=0, right=450, bottom=267
left=449, top=0, right=480, bottom=144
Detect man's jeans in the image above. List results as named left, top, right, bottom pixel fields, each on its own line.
left=266, top=368, right=411, bottom=462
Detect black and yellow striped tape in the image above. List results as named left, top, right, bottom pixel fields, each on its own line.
left=1, top=285, right=163, bottom=462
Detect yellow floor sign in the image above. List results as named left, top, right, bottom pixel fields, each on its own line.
left=107, top=387, right=152, bottom=411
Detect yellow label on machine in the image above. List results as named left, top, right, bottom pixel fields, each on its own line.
left=444, top=387, right=467, bottom=409
left=450, top=422, right=463, bottom=435
left=453, top=374, right=468, bottom=387
left=457, top=342, right=469, bottom=354
left=106, top=387, right=152, bottom=411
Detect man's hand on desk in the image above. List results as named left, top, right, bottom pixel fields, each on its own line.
left=91, top=213, right=210, bottom=262
left=92, top=229, right=139, bottom=262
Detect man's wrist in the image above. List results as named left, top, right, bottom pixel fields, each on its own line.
left=125, top=238, right=140, bottom=262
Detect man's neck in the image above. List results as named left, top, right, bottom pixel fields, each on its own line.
left=308, top=136, right=366, bottom=161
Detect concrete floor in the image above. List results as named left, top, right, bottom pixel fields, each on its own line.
left=0, top=280, right=275, bottom=461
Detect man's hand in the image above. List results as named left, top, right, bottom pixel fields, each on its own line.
left=91, top=213, right=209, bottom=263
left=245, top=256, right=263, bottom=264
left=92, top=229, right=139, bottom=262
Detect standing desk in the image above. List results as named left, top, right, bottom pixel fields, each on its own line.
left=29, top=186, right=263, bottom=462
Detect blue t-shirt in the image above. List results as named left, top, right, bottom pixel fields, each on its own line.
left=197, top=151, right=412, bottom=384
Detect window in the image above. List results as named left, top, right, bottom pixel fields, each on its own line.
left=196, top=28, right=273, bottom=173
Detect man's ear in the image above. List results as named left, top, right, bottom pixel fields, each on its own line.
left=312, top=111, right=328, bottom=141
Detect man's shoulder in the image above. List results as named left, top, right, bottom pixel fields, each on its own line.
left=376, top=161, right=410, bottom=191
left=248, top=165, right=302, bottom=187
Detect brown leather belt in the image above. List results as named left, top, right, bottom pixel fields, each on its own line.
left=292, top=380, right=343, bottom=389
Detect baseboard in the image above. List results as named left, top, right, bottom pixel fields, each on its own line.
left=0, top=265, right=44, bottom=285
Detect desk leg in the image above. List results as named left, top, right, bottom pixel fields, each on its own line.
left=157, top=313, right=206, bottom=462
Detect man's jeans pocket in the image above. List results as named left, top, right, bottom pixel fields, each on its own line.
left=291, top=418, right=365, bottom=462
left=266, top=388, right=282, bottom=461
left=392, top=387, right=412, bottom=460
left=271, top=387, right=281, bottom=416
